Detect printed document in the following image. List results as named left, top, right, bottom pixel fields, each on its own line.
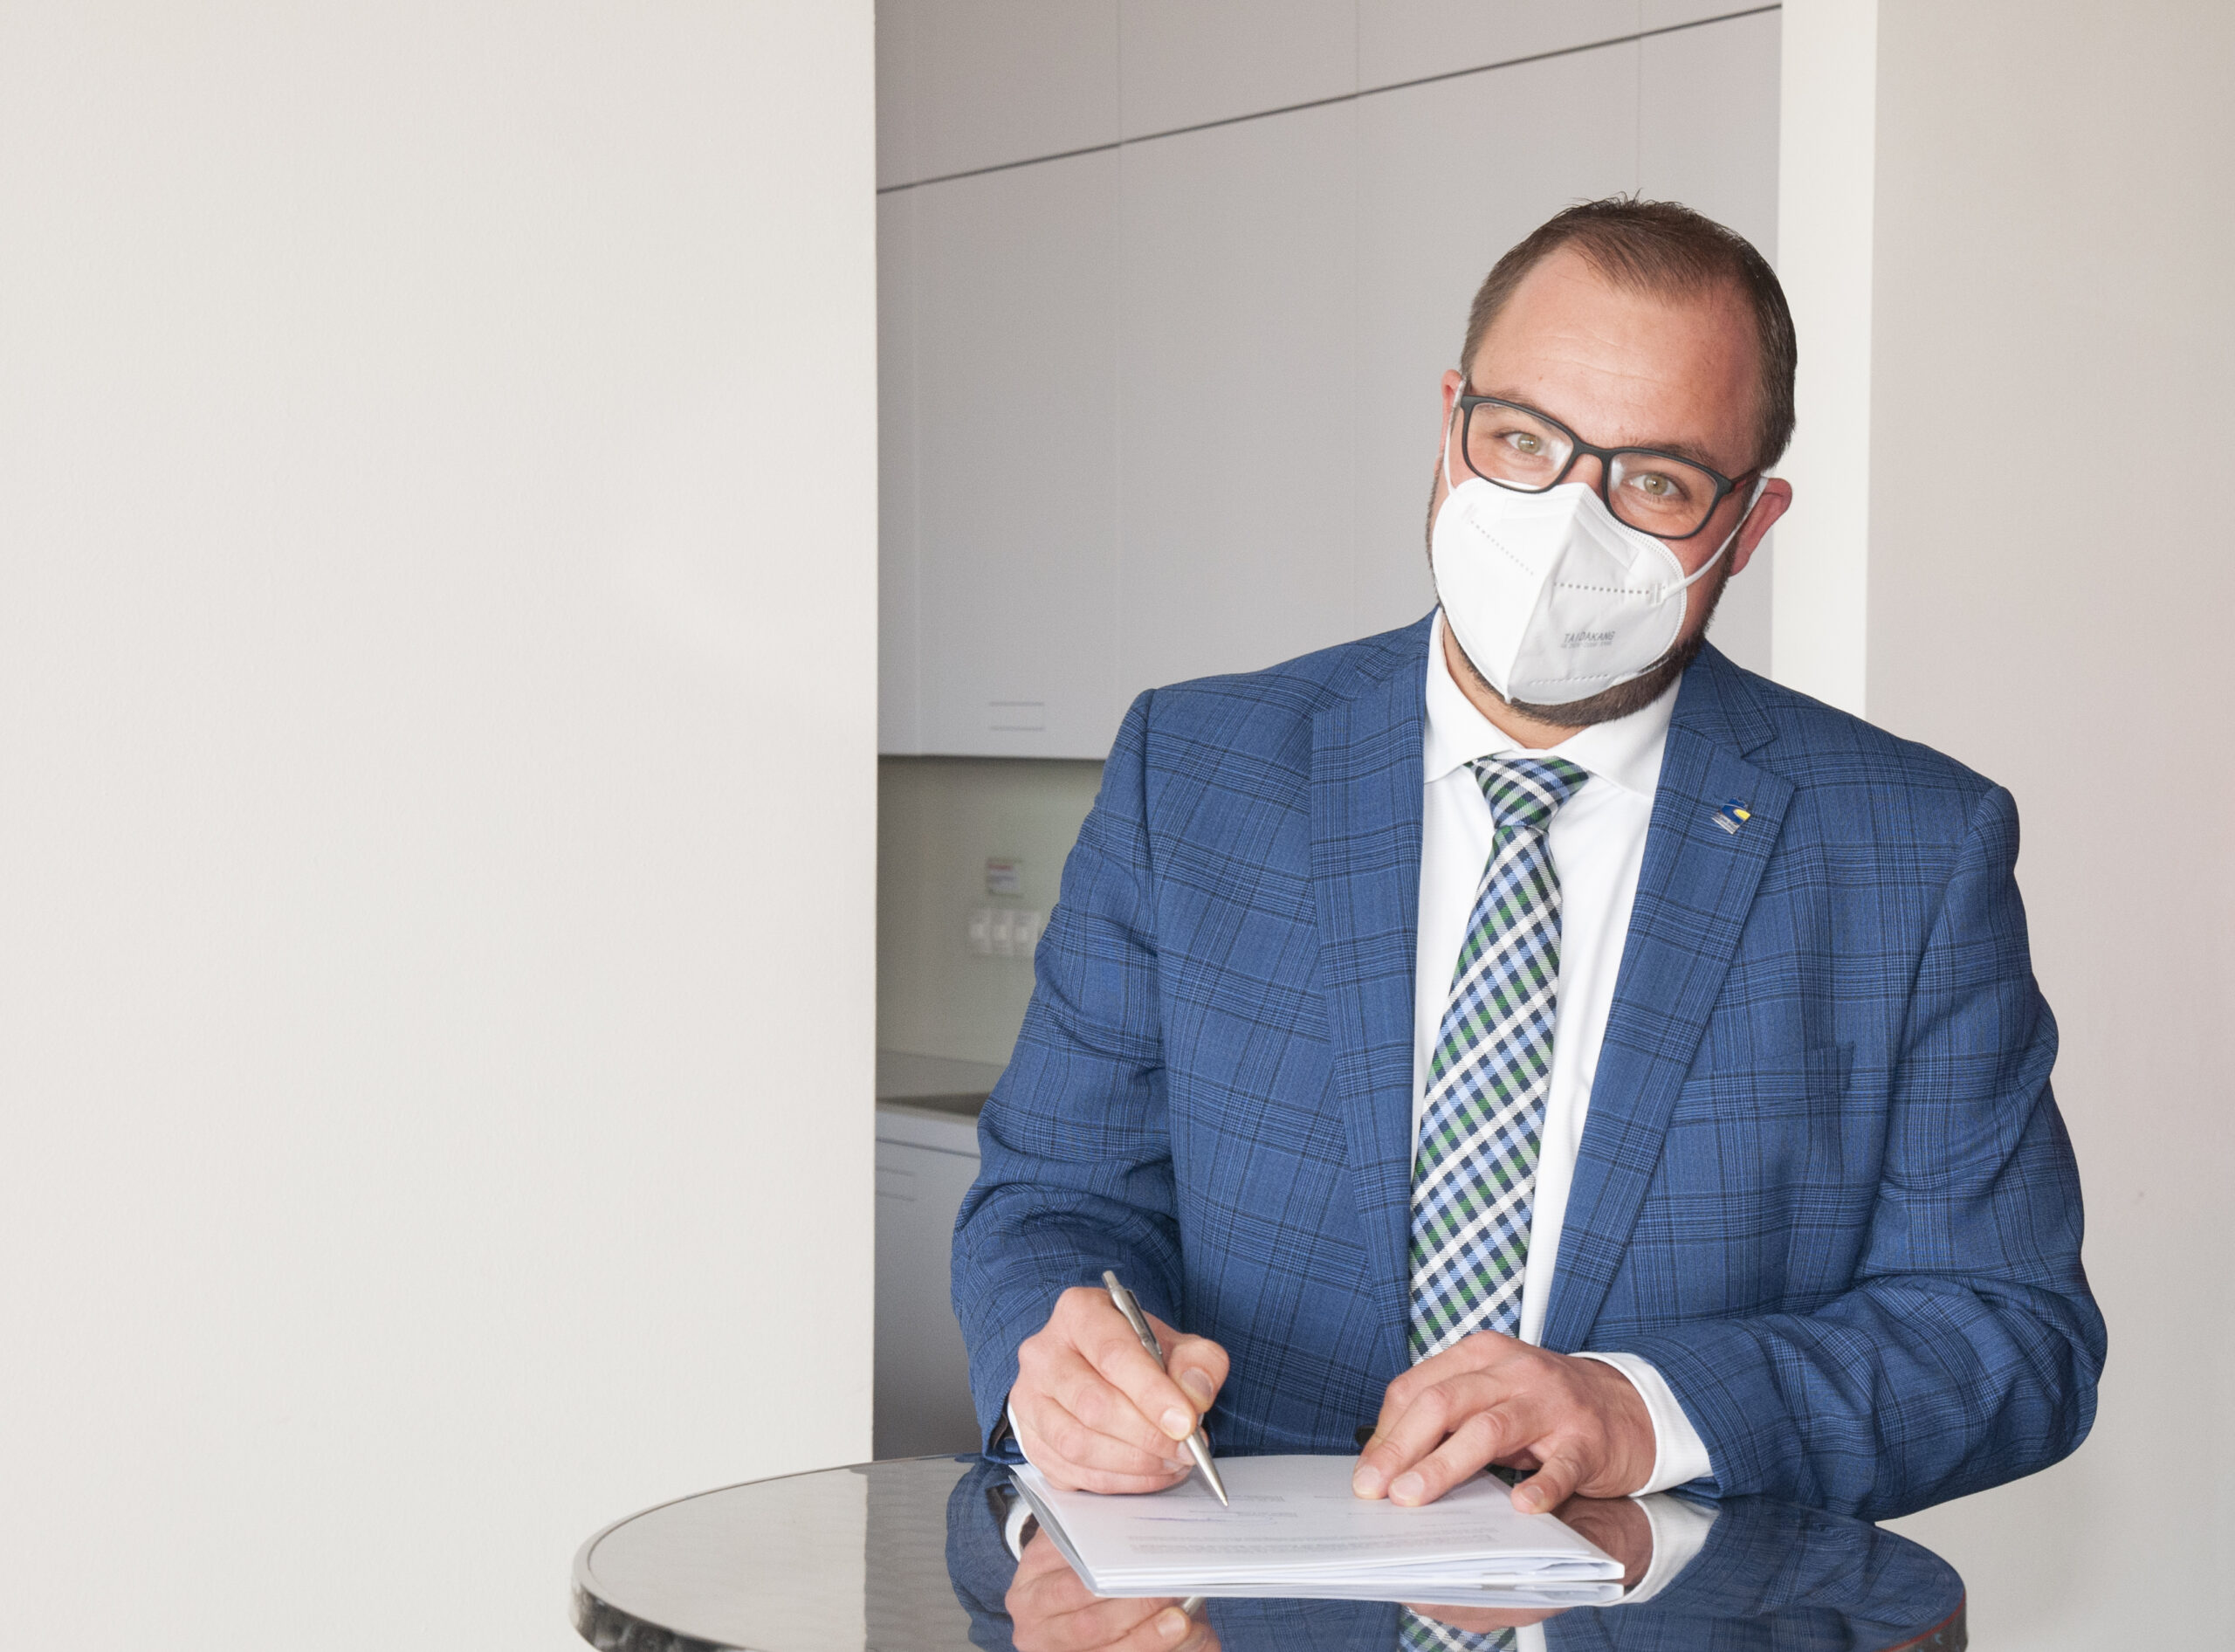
left=1010, top=1455, right=1623, bottom=1607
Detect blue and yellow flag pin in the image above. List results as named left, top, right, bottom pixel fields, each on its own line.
left=1713, top=799, right=1753, bottom=835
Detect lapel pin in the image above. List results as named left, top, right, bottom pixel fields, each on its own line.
left=1713, top=799, right=1753, bottom=836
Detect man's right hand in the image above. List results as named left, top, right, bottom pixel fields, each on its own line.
left=1011, top=1284, right=1230, bottom=1493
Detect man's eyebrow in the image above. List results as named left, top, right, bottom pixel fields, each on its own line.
left=1473, top=386, right=1740, bottom=472
left=1629, top=437, right=1732, bottom=470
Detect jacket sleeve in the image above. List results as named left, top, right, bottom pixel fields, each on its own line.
left=1603, top=783, right=2108, bottom=1518
left=951, top=692, right=1183, bottom=1449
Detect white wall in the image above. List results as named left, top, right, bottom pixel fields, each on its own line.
left=0, top=5, right=877, bottom=1648
left=1779, top=3, right=2234, bottom=1642
left=1769, top=0, right=1873, bottom=712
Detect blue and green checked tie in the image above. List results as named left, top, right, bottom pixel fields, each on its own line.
left=1406, top=754, right=1589, bottom=1360
left=1399, top=1609, right=1518, bottom=1652
left=1397, top=755, right=1586, bottom=1652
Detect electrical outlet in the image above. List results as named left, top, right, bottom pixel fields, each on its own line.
left=966, top=906, right=1044, bottom=960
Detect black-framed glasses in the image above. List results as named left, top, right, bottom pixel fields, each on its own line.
left=1454, top=389, right=1756, bottom=540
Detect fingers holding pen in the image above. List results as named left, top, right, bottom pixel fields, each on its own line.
left=1154, top=1328, right=1229, bottom=1421
left=1075, top=1306, right=1205, bottom=1443
left=1054, top=1341, right=1191, bottom=1457
left=1015, top=1390, right=1192, bottom=1492
left=1014, top=1286, right=1230, bottom=1492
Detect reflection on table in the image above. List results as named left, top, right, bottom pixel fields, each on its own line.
left=572, top=1456, right=1966, bottom=1652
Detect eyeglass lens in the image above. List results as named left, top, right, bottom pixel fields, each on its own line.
left=1461, top=400, right=1722, bottom=537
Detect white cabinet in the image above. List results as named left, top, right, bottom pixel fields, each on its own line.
left=874, top=1102, right=987, bottom=1458
left=878, top=188, right=924, bottom=755
left=1353, top=41, right=1644, bottom=640
left=1639, top=11, right=1780, bottom=271
left=1119, top=0, right=1356, bottom=137
left=1117, top=100, right=1361, bottom=695
left=911, top=148, right=1122, bottom=758
left=1638, top=9, right=1782, bottom=677
left=877, top=0, right=1120, bottom=189
left=1640, top=0, right=1748, bottom=31
left=1356, top=0, right=1640, bottom=90
left=877, top=7, right=1784, bottom=754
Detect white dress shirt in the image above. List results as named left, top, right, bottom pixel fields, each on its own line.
left=1413, top=611, right=1711, bottom=1495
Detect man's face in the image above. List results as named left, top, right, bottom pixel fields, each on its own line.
left=1427, top=245, right=1791, bottom=726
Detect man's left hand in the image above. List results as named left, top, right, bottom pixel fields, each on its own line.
left=1400, top=1492, right=1654, bottom=1637
left=1351, top=1332, right=1656, bottom=1511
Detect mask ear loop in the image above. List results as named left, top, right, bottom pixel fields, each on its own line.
left=1441, top=373, right=1467, bottom=493
left=1666, top=475, right=1771, bottom=595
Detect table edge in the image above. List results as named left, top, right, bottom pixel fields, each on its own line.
left=568, top=1460, right=1968, bottom=1652
left=570, top=1456, right=971, bottom=1652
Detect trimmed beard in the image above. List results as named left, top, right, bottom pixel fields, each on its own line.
left=1424, top=462, right=1732, bottom=728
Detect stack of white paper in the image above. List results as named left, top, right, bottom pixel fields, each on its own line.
left=1010, top=1455, right=1624, bottom=1609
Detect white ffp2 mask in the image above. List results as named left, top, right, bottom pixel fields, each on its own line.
left=1429, top=416, right=1764, bottom=707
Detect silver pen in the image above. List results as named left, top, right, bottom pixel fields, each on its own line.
left=1102, top=1270, right=1230, bottom=1508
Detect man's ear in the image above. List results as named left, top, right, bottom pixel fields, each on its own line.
left=1728, top=477, right=1793, bottom=578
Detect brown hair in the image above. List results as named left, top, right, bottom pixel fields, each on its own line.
left=1460, top=196, right=1798, bottom=469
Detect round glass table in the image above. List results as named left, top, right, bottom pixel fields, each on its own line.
left=574, top=1456, right=1965, bottom=1652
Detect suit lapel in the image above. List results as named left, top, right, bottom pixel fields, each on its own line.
left=1310, top=628, right=1429, bottom=1377
left=1543, top=649, right=1793, bottom=1353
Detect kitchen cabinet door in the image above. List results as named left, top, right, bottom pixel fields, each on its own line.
left=1116, top=100, right=1360, bottom=699
left=1354, top=42, right=1642, bottom=638
left=874, top=1111, right=984, bottom=1457
left=912, top=149, right=1123, bottom=758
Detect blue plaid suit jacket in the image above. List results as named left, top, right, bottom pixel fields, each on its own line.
left=952, top=614, right=2104, bottom=1520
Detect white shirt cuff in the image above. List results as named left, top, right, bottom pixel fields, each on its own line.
left=1002, top=1488, right=1038, bottom=1559
left=1619, top=1492, right=1719, bottom=1603
left=1572, top=1350, right=1713, bottom=1494
left=1007, top=1397, right=1039, bottom=1469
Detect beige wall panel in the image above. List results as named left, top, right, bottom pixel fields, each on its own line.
left=1861, top=3, right=2235, bottom=1643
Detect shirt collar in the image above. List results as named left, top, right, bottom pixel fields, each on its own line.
left=1422, top=609, right=1676, bottom=800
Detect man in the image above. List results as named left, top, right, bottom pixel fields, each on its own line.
left=952, top=198, right=2103, bottom=1525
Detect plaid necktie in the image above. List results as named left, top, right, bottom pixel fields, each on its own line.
left=1395, top=756, right=1585, bottom=1652
left=1399, top=1611, right=1517, bottom=1652
left=1406, top=754, right=1588, bottom=1359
